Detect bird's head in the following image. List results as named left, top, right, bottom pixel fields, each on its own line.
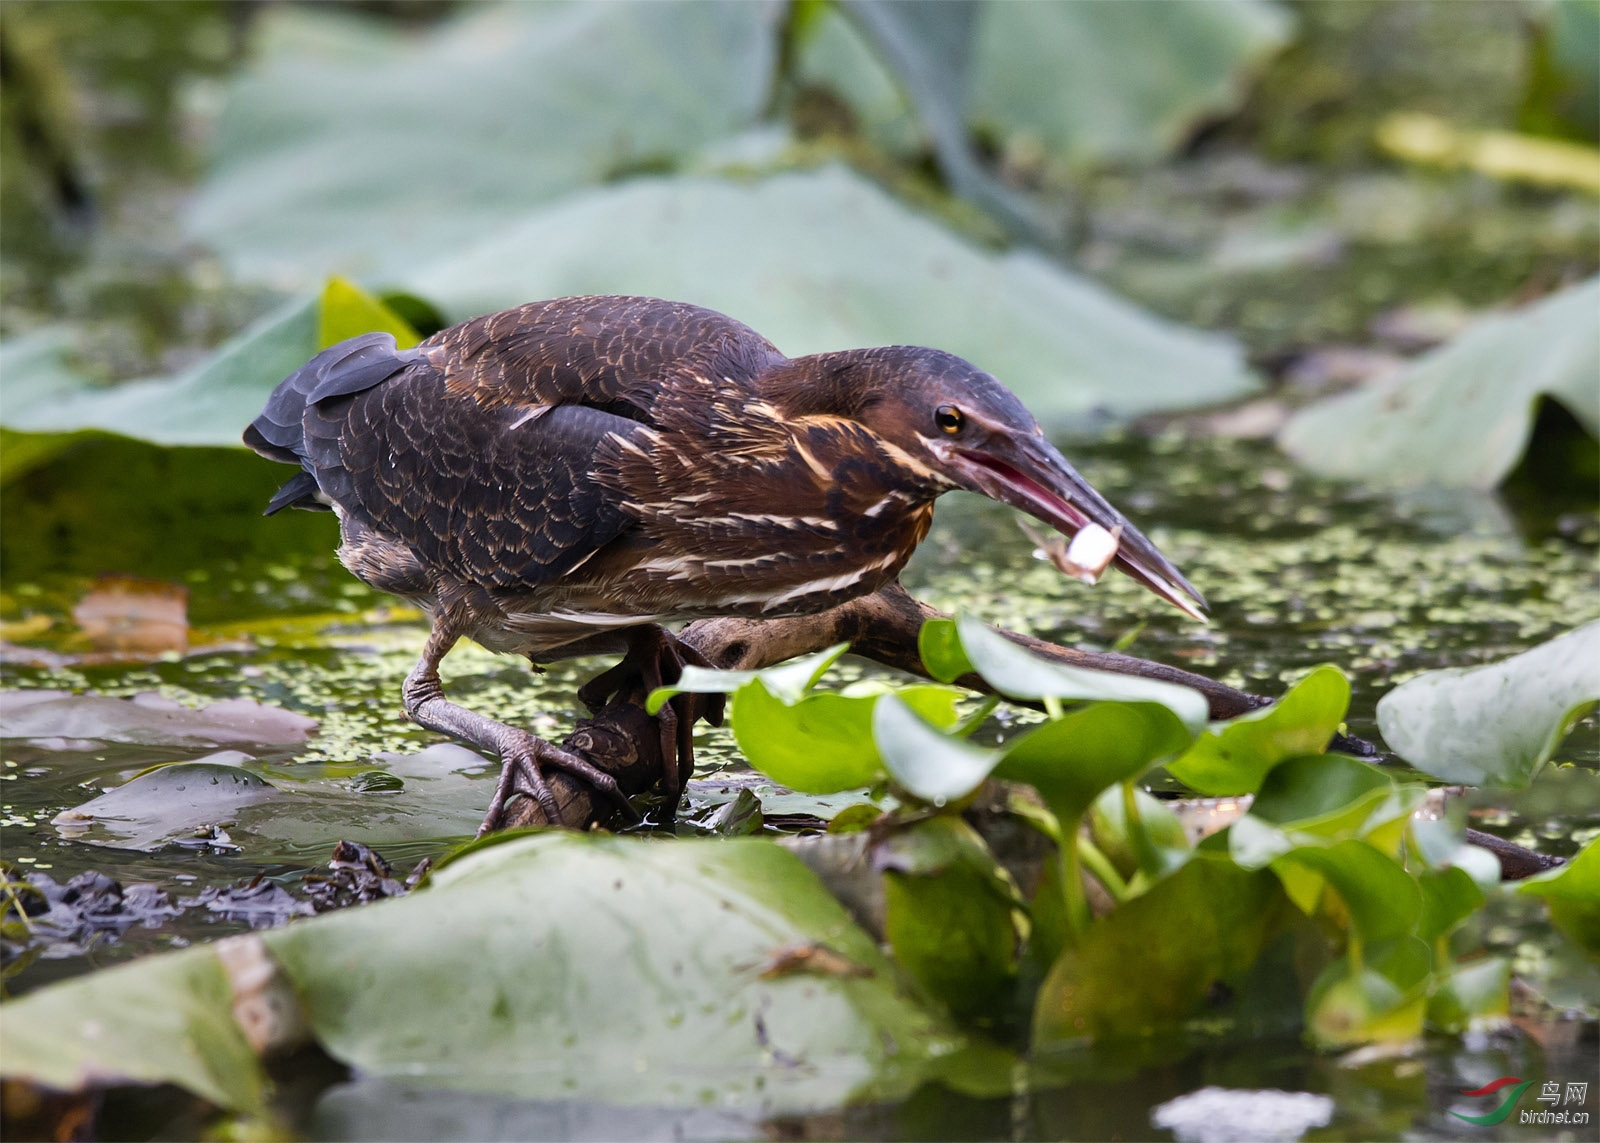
left=771, top=346, right=1207, bottom=620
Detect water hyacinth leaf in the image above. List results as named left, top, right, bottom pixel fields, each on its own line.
left=996, top=701, right=1194, bottom=828
left=0, top=944, right=268, bottom=1112
left=1306, top=960, right=1426, bottom=1048
left=647, top=643, right=849, bottom=712
left=950, top=615, right=1210, bottom=732
left=1088, top=784, right=1191, bottom=882
left=318, top=277, right=421, bottom=350
left=1416, top=866, right=1486, bottom=945
left=969, top=0, right=1295, bottom=166
left=873, top=693, right=999, bottom=805
left=407, top=167, right=1258, bottom=425
left=0, top=295, right=318, bottom=447
left=1408, top=816, right=1502, bottom=891
left=187, top=2, right=782, bottom=285
left=917, top=617, right=973, bottom=684
left=733, top=680, right=961, bottom=795
left=1166, top=665, right=1350, bottom=796
left=263, top=834, right=961, bottom=1110
left=1245, top=753, right=1394, bottom=835
left=1275, top=840, right=1423, bottom=947
left=1280, top=276, right=1600, bottom=489
left=1519, top=837, right=1600, bottom=956
left=52, top=758, right=280, bottom=852
left=875, top=817, right=1022, bottom=1020
left=1032, top=855, right=1286, bottom=1047
left=1377, top=622, right=1600, bottom=787
left=1428, top=958, right=1510, bottom=1033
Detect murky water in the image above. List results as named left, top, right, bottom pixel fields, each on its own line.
left=2, top=428, right=1596, bottom=1139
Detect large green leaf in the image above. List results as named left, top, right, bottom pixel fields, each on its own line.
left=733, top=679, right=962, bottom=795
left=941, top=615, right=1209, bottom=732
left=1166, top=665, right=1350, bottom=796
left=0, top=835, right=965, bottom=1112
left=875, top=817, right=1022, bottom=1020
left=969, top=0, right=1294, bottom=165
left=185, top=2, right=781, bottom=284
left=0, top=296, right=316, bottom=446
left=0, top=944, right=267, bottom=1112
left=1031, top=855, right=1286, bottom=1047
left=263, top=834, right=960, bottom=1109
left=1280, top=276, right=1600, bottom=488
left=1376, top=622, right=1600, bottom=787
left=405, top=166, right=1258, bottom=424
left=1519, top=837, right=1600, bottom=956
left=995, top=702, right=1194, bottom=826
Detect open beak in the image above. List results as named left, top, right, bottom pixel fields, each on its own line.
left=942, top=434, right=1208, bottom=621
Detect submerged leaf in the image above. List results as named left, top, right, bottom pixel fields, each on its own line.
left=1376, top=622, right=1600, bottom=787
left=0, top=690, right=318, bottom=748
left=53, top=758, right=280, bottom=852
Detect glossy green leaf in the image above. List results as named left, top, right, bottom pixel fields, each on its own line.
left=969, top=0, right=1294, bottom=165
left=948, top=615, right=1210, bottom=732
left=1276, top=840, right=1423, bottom=947
left=875, top=817, right=1022, bottom=1020
left=0, top=943, right=267, bottom=1111
left=187, top=2, right=781, bottom=284
left=648, top=643, right=849, bottom=712
left=995, top=701, right=1195, bottom=826
left=263, top=834, right=961, bottom=1109
left=1416, top=866, right=1486, bottom=945
left=406, top=166, right=1259, bottom=425
left=917, top=617, right=973, bottom=684
left=1166, top=665, right=1350, bottom=796
left=1519, top=837, right=1600, bottom=956
left=732, top=679, right=961, bottom=794
left=1032, top=855, right=1286, bottom=1047
left=1089, top=784, right=1191, bottom=882
left=1281, top=276, right=1600, bottom=488
left=318, top=277, right=420, bottom=350
left=1305, top=960, right=1426, bottom=1048
left=873, top=693, right=999, bottom=805
left=1377, top=621, right=1600, bottom=787
left=1427, top=958, right=1510, bottom=1033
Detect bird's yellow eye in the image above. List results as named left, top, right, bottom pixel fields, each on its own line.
left=934, top=405, right=964, bottom=434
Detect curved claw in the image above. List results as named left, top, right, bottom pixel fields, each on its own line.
left=477, top=730, right=639, bottom=837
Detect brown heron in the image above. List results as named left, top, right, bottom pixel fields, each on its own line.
left=245, top=296, right=1206, bottom=832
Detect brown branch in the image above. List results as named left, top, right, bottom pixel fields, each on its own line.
left=501, top=583, right=1267, bottom=830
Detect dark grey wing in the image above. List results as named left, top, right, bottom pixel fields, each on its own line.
left=421, top=295, right=787, bottom=418
left=312, top=363, right=644, bottom=590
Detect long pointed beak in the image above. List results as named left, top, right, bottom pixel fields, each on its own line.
left=942, top=434, right=1208, bottom=621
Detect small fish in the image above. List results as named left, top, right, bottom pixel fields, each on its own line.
left=1018, top=518, right=1123, bottom=585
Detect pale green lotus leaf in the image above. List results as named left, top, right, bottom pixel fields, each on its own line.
left=1280, top=276, right=1600, bottom=489
left=407, top=166, right=1258, bottom=423
left=1377, top=622, right=1600, bottom=787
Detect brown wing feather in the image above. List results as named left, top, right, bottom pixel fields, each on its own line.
left=421, top=296, right=787, bottom=420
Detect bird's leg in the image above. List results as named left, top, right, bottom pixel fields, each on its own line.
left=401, top=616, right=634, bottom=837
left=575, top=626, right=720, bottom=814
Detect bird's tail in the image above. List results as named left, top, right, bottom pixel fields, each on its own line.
left=243, top=333, right=419, bottom=515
